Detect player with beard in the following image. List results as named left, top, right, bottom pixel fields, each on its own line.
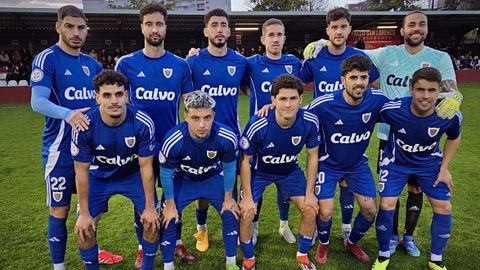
left=115, top=3, right=195, bottom=268
left=186, top=8, right=249, bottom=253
left=30, top=6, right=122, bottom=269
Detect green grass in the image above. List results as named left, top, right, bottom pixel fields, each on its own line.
left=0, top=84, right=479, bottom=269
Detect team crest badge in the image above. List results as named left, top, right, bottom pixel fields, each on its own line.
left=291, top=136, right=302, bottom=146
left=52, top=191, right=63, bottom=202
left=239, top=136, right=250, bottom=150
left=421, top=62, right=431, bottom=68
left=70, top=142, right=79, bottom=157
left=207, top=150, right=217, bottom=159
left=362, top=112, right=371, bottom=123
left=227, top=66, right=236, bottom=76
left=314, top=185, right=321, bottom=196
left=158, top=152, right=166, bottom=164
left=284, top=65, right=293, bottom=74
left=82, top=66, right=90, bottom=76
left=428, top=127, right=440, bottom=138
left=125, top=136, right=136, bottom=148
left=30, top=68, right=44, bottom=82
left=378, top=182, right=385, bottom=192
left=163, top=68, right=173, bottom=78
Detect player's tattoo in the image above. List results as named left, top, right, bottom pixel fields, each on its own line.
left=440, top=79, right=458, bottom=93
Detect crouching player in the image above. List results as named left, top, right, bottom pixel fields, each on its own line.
left=239, top=74, right=319, bottom=270
left=159, top=90, right=240, bottom=270
left=372, top=67, right=462, bottom=270
left=71, top=70, right=160, bottom=270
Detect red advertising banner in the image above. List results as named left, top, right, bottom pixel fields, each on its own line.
left=348, top=29, right=403, bottom=49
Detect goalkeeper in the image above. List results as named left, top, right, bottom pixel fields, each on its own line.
left=303, top=10, right=462, bottom=260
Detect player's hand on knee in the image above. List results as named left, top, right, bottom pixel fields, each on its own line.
left=436, top=91, right=463, bottom=119
left=302, top=192, right=319, bottom=214
left=255, top=104, right=275, bottom=117
left=187, top=47, right=200, bottom=58
left=434, top=167, right=454, bottom=193
left=239, top=198, right=256, bottom=220
left=68, top=107, right=91, bottom=132
left=161, top=205, right=179, bottom=228
left=75, top=214, right=96, bottom=242
left=303, top=39, right=330, bottom=60
left=222, top=197, right=240, bottom=220
left=141, top=207, right=161, bottom=231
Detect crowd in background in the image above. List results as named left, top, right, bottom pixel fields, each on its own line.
left=1, top=41, right=479, bottom=85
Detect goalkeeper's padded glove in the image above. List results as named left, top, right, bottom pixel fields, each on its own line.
left=303, top=39, right=330, bottom=60
left=436, top=91, right=463, bottom=120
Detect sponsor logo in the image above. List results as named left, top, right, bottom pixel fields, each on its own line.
left=261, top=81, right=271, bottom=93
left=335, top=119, right=343, bottom=125
left=64, top=69, right=72, bottom=76
left=201, top=84, right=237, bottom=96
left=180, top=164, right=215, bottom=175
left=266, top=142, right=275, bottom=148
left=182, top=156, right=191, bottom=161
left=135, top=87, right=176, bottom=101
left=395, top=139, right=437, bottom=152
left=386, top=74, right=410, bottom=87
left=291, top=136, right=302, bottom=146
left=137, top=71, right=145, bottom=77
left=163, top=68, right=173, bottom=78
left=318, top=81, right=343, bottom=92
left=206, top=150, right=217, bottom=159
left=227, top=66, right=236, bottom=76
left=330, top=131, right=371, bottom=144
left=422, top=62, right=431, bottom=68
left=319, top=66, right=327, bottom=72
left=95, top=144, right=105, bottom=150
left=96, top=153, right=139, bottom=166
left=64, top=87, right=95, bottom=100
left=262, top=67, right=269, bottom=73
left=398, top=128, right=406, bottom=134
left=203, top=70, right=211, bottom=76
left=125, top=136, right=136, bottom=148
left=262, top=154, right=297, bottom=164
left=30, top=68, right=44, bottom=82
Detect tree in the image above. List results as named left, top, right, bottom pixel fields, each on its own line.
left=246, top=0, right=329, bottom=11
left=367, top=0, right=420, bottom=10
left=442, top=0, right=461, bottom=10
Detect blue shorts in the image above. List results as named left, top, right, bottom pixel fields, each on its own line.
left=379, top=163, right=450, bottom=201
left=316, top=163, right=376, bottom=199
left=42, top=152, right=76, bottom=207
left=251, top=168, right=306, bottom=203
left=173, top=174, right=227, bottom=214
left=88, top=172, right=158, bottom=218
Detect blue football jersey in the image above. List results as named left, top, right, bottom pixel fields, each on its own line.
left=239, top=108, right=319, bottom=176
left=187, top=48, right=249, bottom=136
left=246, top=54, right=301, bottom=116
left=380, top=97, right=462, bottom=167
left=307, top=89, right=389, bottom=169
left=115, top=50, right=194, bottom=146
left=71, top=104, right=155, bottom=180
left=299, top=46, right=379, bottom=99
left=159, top=121, right=237, bottom=181
left=30, top=44, right=102, bottom=158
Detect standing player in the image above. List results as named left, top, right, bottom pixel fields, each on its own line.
left=186, top=8, right=248, bottom=252
left=246, top=18, right=302, bottom=245
left=30, top=5, right=121, bottom=269
left=114, top=3, right=195, bottom=267
left=299, top=7, right=379, bottom=241
left=304, top=11, right=462, bottom=256
left=239, top=74, right=319, bottom=270
left=372, top=67, right=461, bottom=270
left=159, top=91, right=240, bottom=270
left=72, top=70, right=160, bottom=270
left=307, top=55, right=388, bottom=265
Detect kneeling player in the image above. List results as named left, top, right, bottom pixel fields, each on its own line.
left=239, top=74, right=319, bottom=270
left=372, top=67, right=461, bottom=270
left=72, top=70, right=160, bottom=270
left=159, top=91, right=240, bottom=270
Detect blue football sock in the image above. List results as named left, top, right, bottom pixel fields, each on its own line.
left=253, top=196, right=262, bottom=223
left=196, top=207, right=208, bottom=227
left=430, top=212, right=451, bottom=256
left=376, top=209, right=395, bottom=254
left=47, top=215, right=67, bottom=264
left=298, top=233, right=313, bottom=254
left=160, top=220, right=176, bottom=263
left=176, top=213, right=183, bottom=241
left=349, top=212, right=374, bottom=244
left=277, top=191, right=290, bottom=221
left=316, top=217, right=332, bottom=244
left=339, top=185, right=355, bottom=224
left=79, top=243, right=99, bottom=270
left=240, top=240, right=254, bottom=259
left=221, top=211, right=239, bottom=257
left=141, top=238, right=159, bottom=270
left=133, top=209, right=143, bottom=245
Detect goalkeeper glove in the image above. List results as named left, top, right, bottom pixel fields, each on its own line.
left=436, top=91, right=463, bottom=119
left=303, top=39, right=330, bottom=60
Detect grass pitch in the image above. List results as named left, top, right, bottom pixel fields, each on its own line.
left=0, top=83, right=479, bottom=269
